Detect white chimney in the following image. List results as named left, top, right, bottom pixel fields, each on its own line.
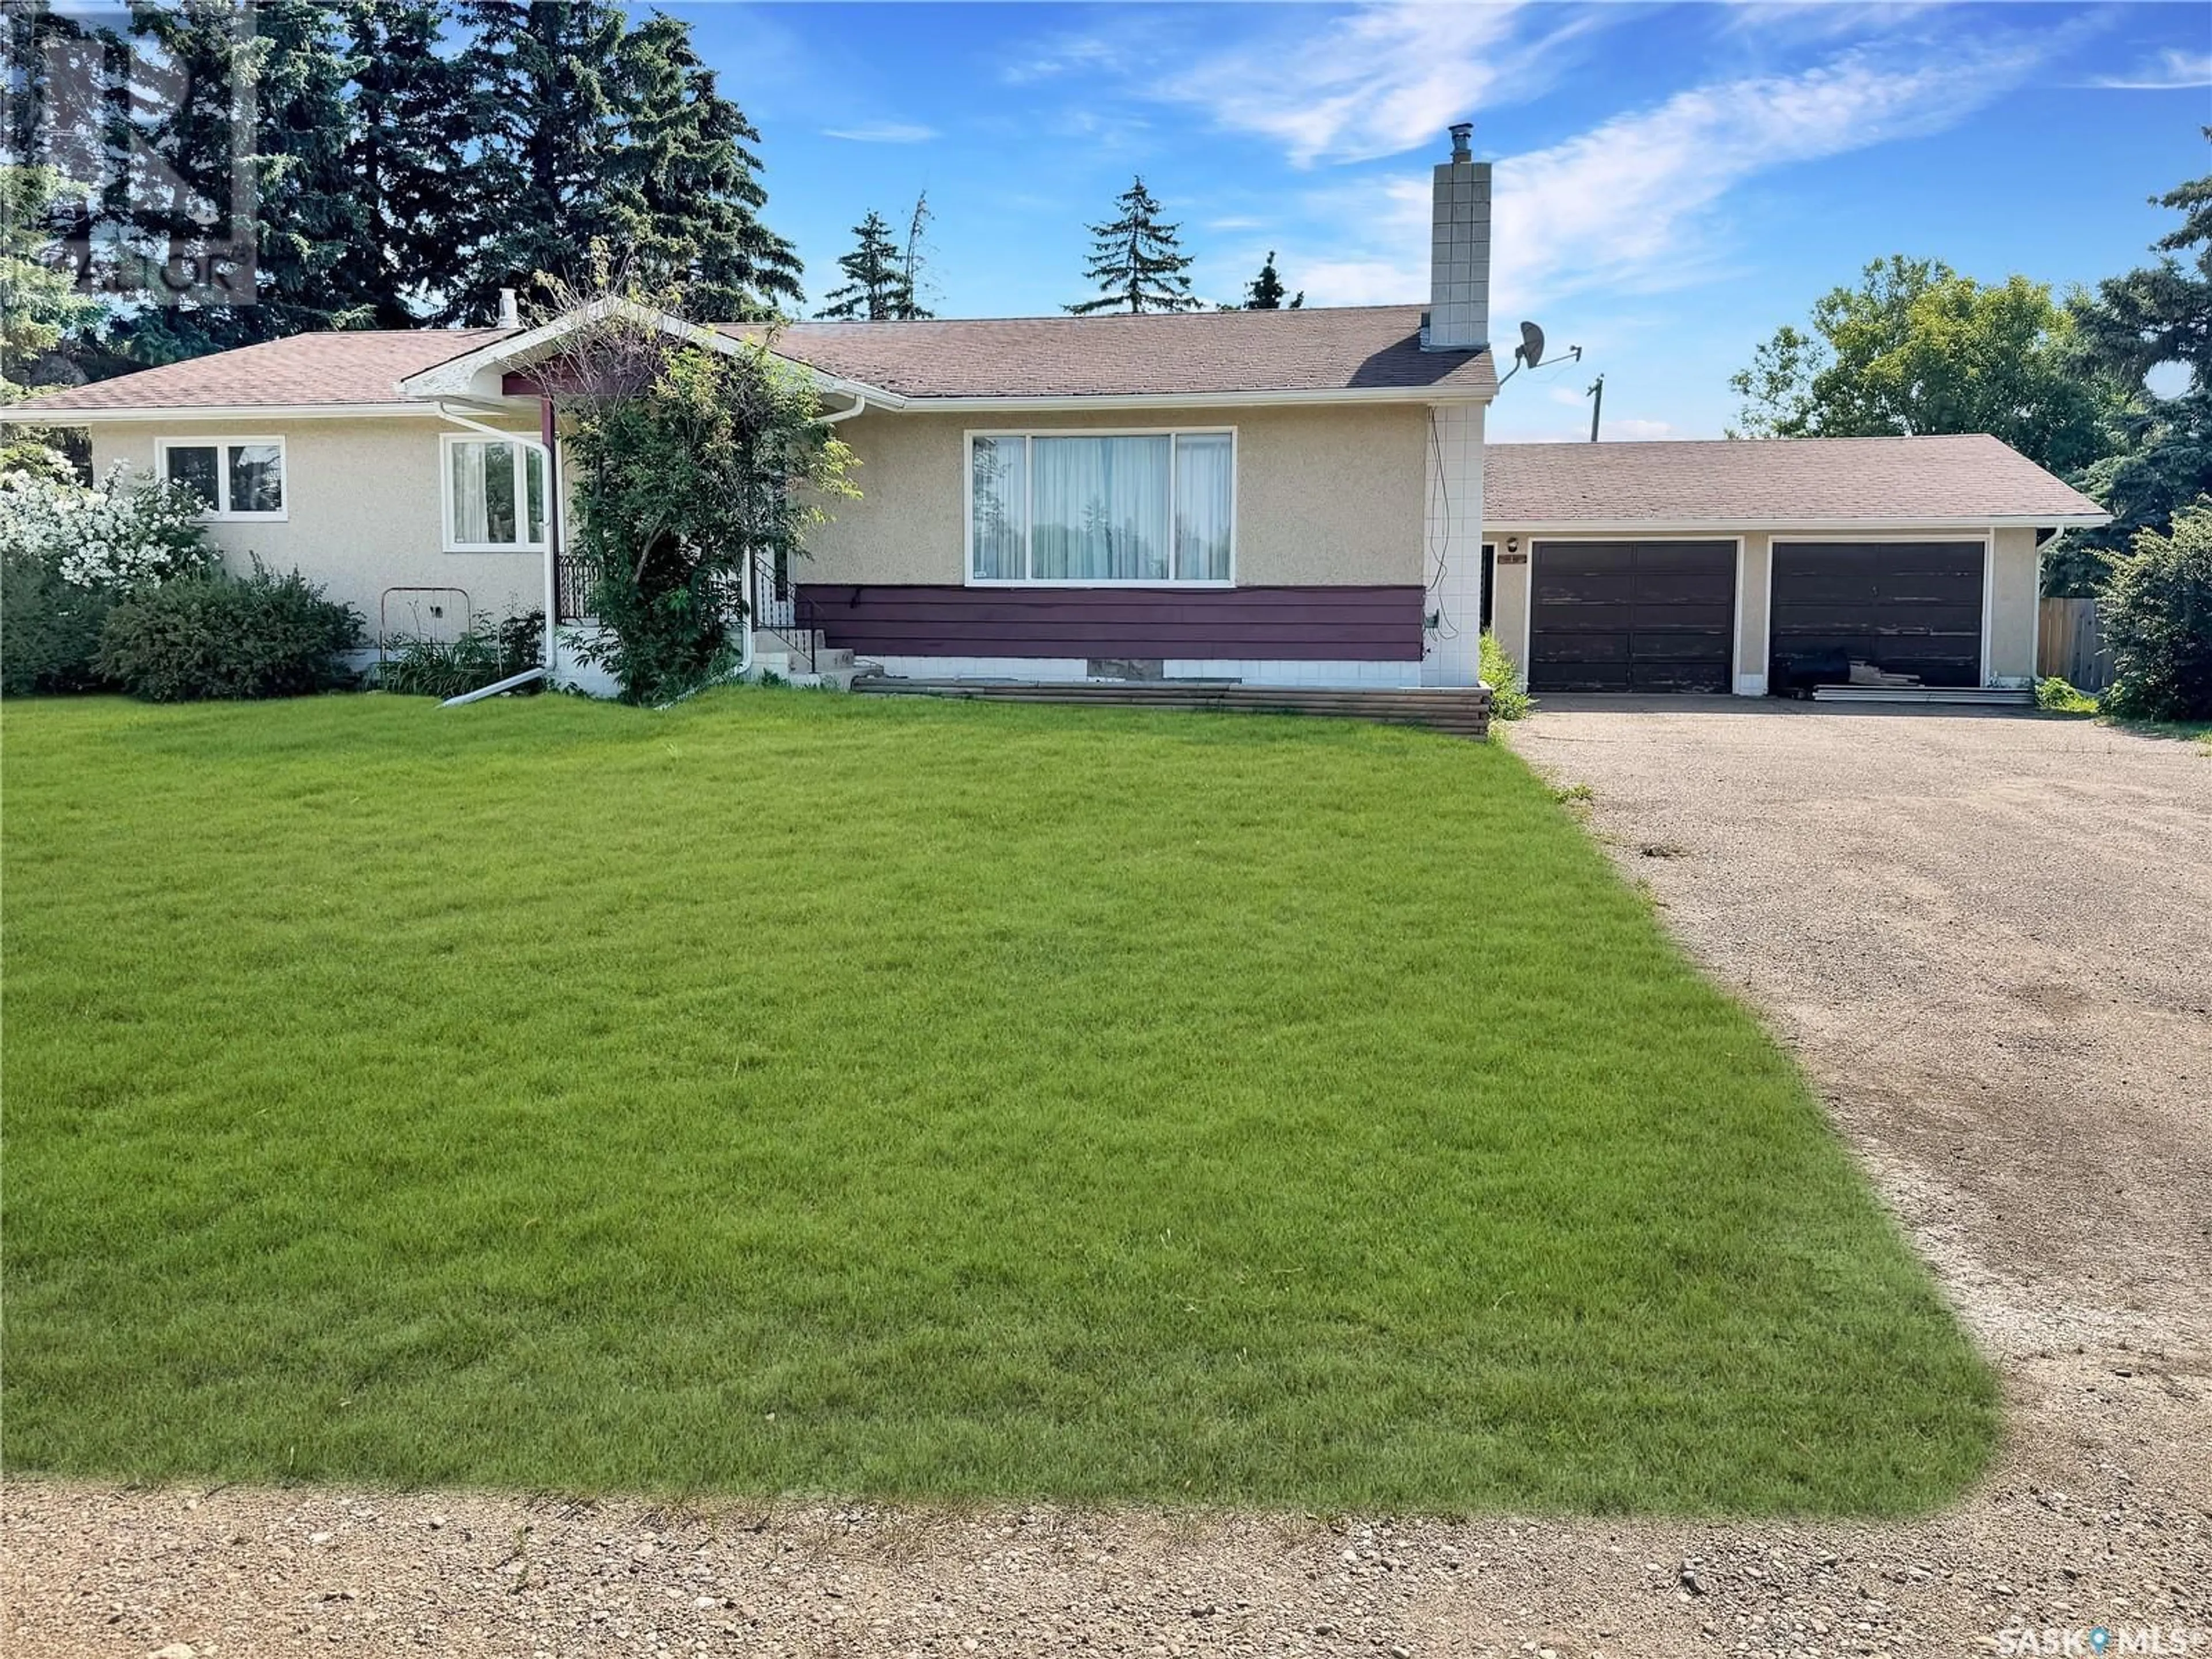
left=498, top=287, right=521, bottom=329
left=1426, top=122, right=1489, bottom=353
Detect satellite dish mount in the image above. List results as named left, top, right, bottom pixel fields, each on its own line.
left=1494, top=319, right=1582, bottom=388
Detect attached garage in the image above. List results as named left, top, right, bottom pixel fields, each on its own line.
left=1770, top=540, right=1984, bottom=687
left=1527, top=539, right=1735, bottom=693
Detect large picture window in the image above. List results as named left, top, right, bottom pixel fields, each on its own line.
left=968, top=430, right=1233, bottom=584
left=157, top=437, right=285, bottom=520
left=442, top=434, right=548, bottom=552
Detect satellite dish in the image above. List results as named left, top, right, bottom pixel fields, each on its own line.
left=1495, top=320, right=1582, bottom=389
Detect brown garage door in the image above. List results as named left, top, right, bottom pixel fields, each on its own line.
left=1528, top=540, right=1736, bottom=693
left=1770, top=541, right=1983, bottom=687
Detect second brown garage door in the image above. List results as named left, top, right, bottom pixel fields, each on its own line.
left=1770, top=541, right=1984, bottom=687
left=1528, top=540, right=1736, bottom=693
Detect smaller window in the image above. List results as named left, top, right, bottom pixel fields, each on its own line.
left=158, top=438, right=286, bottom=519
left=442, top=434, right=548, bottom=552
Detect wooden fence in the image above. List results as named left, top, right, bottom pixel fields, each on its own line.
left=2037, top=597, right=2113, bottom=692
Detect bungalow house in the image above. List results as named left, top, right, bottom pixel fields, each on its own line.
left=14, top=126, right=2108, bottom=701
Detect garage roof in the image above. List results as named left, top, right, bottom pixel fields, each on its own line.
left=1486, top=435, right=2108, bottom=529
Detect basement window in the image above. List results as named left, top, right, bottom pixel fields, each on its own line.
left=968, top=430, right=1234, bottom=585
left=158, top=437, right=286, bottom=520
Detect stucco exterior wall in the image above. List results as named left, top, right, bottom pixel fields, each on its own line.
left=804, top=403, right=1427, bottom=588
left=89, top=417, right=544, bottom=638
left=1988, top=525, right=2040, bottom=685
left=1483, top=524, right=2044, bottom=695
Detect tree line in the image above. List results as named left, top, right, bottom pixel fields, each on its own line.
left=1729, top=133, right=2211, bottom=590
left=2, top=0, right=801, bottom=378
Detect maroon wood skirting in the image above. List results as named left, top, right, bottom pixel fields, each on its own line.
left=794, top=584, right=1425, bottom=661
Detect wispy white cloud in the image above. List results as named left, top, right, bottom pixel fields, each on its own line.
left=1155, top=2, right=1605, bottom=167
left=822, top=121, right=938, bottom=145
left=2090, top=48, right=2212, bottom=90
left=1288, top=32, right=2062, bottom=314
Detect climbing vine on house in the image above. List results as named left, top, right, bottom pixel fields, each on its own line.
left=548, top=299, right=856, bottom=704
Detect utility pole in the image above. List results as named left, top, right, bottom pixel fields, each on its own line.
left=1586, top=374, right=1604, bottom=443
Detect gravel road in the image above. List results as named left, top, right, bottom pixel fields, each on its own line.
left=6, top=700, right=2209, bottom=1658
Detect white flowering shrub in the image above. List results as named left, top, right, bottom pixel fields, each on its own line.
left=0, top=463, right=217, bottom=594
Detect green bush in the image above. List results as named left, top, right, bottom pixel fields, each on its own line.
left=96, top=563, right=365, bottom=702
left=2099, top=500, right=2212, bottom=723
left=2034, top=676, right=2098, bottom=714
left=381, top=609, right=544, bottom=698
left=2, top=544, right=115, bottom=694
left=0, top=463, right=219, bottom=695
left=1479, top=630, right=1533, bottom=721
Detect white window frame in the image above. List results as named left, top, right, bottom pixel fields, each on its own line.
left=439, top=430, right=551, bottom=555
left=156, top=435, right=288, bottom=522
left=964, top=426, right=1237, bottom=588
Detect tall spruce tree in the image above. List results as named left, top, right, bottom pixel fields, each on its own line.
left=1244, top=250, right=1301, bottom=310
left=450, top=0, right=631, bottom=324
left=615, top=12, right=801, bottom=320
left=816, top=209, right=928, bottom=320
left=104, top=0, right=365, bottom=361
left=1067, top=176, right=1199, bottom=315
left=450, top=0, right=800, bottom=324
left=338, top=0, right=463, bottom=328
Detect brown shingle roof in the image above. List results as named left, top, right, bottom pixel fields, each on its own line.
left=732, top=305, right=1496, bottom=401
left=1485, top=435, right=2107, bottom=526
left=18, top=329, right=513, bottom=412
left=20, top=308, right=1492, bottom=413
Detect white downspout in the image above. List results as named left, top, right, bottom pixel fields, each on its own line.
left=435, top=403, right=560, bottom=681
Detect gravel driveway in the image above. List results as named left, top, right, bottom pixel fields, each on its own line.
left=7, top=702, right=2209, bottom=1659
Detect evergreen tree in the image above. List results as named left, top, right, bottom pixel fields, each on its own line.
left=107, top=0, right=366, bottom=361
left=2063, top=134, right=2212, bottom=587
left=1244, top=250, right=1301, bottom=310
left=615, top=13, right=801, bottom=321
left=450, top=1, right=800, bottom=324
left=450, top=0, right=632, bottom=325
left=1067, top=176, right=1199, bottom=315
left=0, top=166, right=104, bottom=393
left=338, top=0, right=464, bottom=328
left=816, top=210, right=927, bottom=321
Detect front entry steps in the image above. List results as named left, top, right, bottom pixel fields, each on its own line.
left=749, top=628, right=872, bottom=691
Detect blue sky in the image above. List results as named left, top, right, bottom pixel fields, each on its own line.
left=677, top=2, right=2210, bottom=441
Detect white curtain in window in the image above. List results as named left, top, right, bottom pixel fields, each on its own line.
left=522, top=447, right=546, bottom=545
left=1032, top=435, right=1170, bottom=580
left=451, top=441, right=492, bottom=543
left=1173, top=434, right=1232, bottom=581
left=450, top=440, right=544, bottom=547
left=970, top=435, right=1027, bottom=579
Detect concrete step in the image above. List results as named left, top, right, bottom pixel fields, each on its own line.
left=1810, top=684, right=2033, bottom=706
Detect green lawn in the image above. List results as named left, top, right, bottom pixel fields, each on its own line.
left=0, top=691, right=1995, bottom=1514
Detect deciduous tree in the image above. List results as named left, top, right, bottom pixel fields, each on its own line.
left=1728, top=255, right=2105, bottom=478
